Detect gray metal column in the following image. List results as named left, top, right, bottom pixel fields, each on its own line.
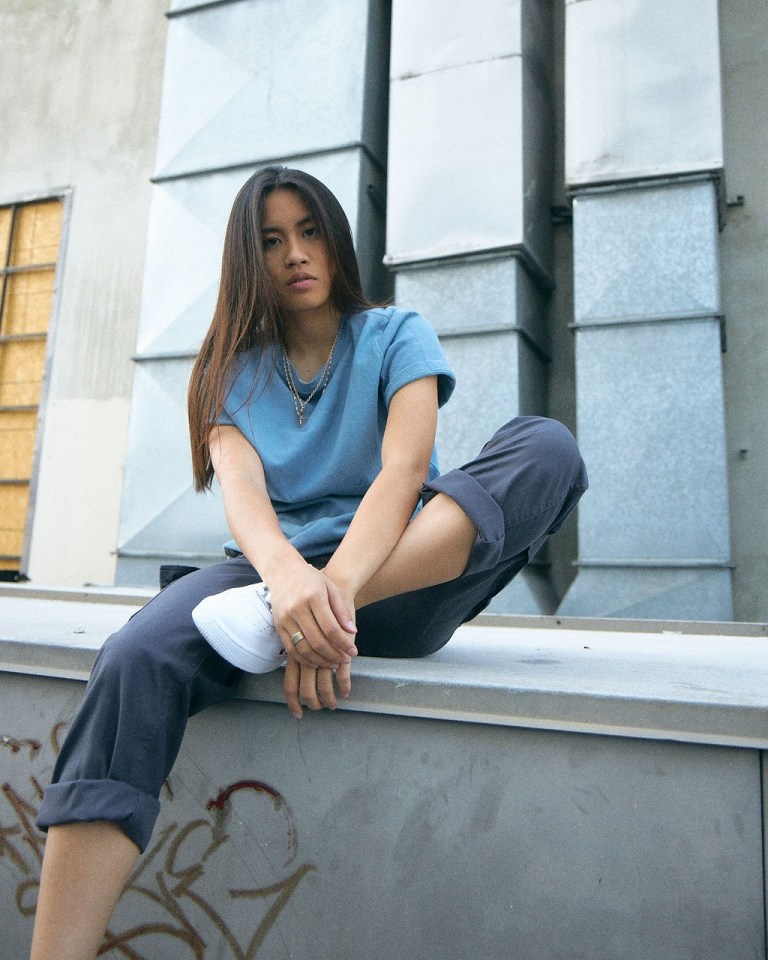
left=116, top=0, right=390, bottom=585
left=387, top=0, right=557, bottom=613
left=558, top=0, right=732, bottom=619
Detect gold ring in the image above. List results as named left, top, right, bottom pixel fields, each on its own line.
left=290, top=631, right=305, bottom=646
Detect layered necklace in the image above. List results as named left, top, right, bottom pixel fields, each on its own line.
left=280, top=328, right=341, bottom=427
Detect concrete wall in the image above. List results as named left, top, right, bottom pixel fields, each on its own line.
left=719, top=0, right=768, bottom=622
left=0, top=1, right=167, bottom=587
left=2, top=594, right=767, bottom=958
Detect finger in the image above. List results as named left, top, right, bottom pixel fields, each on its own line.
left=299, top=663, right=323, bottom=711
left=312, top=604, right=358, bottom=658
left=277, top=585, right=355, bottom=661
left=315, top=668, right=337, bottom=710
left=289, top=611, right=351, bottom=666
left=284, top=628, right=339, bottom=671
left=334, top=661, right=352, bottom=700
left=325, top=580, right=358, bottom=637
left=283, top=658, right=303, bottom=719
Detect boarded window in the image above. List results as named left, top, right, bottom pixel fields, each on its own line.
left=0, top=198, right=63, bottom=577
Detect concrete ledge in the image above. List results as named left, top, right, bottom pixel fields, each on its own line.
left=1, top=588, right=767, bottom=750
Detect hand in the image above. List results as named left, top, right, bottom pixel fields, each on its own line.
left=268, top=562, right=357, bottom=669
left=283, top=659, right=352, bottom=719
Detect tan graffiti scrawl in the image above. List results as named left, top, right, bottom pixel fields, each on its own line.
left=1, top=725, right=316, bottom=959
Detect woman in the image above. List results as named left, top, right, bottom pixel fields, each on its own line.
left=30, top=166, right=587, bottom=960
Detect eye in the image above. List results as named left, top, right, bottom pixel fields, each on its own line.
left=303, top=225, right=319, bottom=239
left=262, top=235, right=280, bottom=249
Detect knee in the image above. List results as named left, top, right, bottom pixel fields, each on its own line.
left=530, top=418, right=585, bottom=479
left=494, top=416, right=585, bottom=482
left=91, top=622, right=165, bottom=692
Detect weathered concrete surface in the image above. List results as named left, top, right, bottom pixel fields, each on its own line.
left=1, top=590, right=766, bottom=959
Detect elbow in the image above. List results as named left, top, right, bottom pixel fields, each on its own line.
left=384, top=455, right=431, bottom=493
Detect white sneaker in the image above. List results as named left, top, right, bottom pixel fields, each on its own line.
left=192, top=582, right=286, bottom=674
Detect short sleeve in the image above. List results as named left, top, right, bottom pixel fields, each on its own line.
left=380, top=310, right=455, bottom=408
left=213, top=352, right=258, bottom=426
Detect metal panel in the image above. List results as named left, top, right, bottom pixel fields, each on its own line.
left=387, top=56, right=526, bottom=263
left=435, top=331, right=544, bottom=473
left=155, top=0, right=380, bottom=179
left=395, top=255, right=547, bottom=354
left=573, top=181, right=720, bottom=324
left=574, top=320, right=730, bottom=560
left=560, top=177, right=732, bottom=620
left=565, top=0, right=723, bottom=184
left=390, top=0, right=521, bottom=78
left=557, top=564, right=734, bottom=622
left=387, top=0, right=553, bottom=273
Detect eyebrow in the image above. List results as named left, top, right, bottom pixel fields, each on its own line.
left=261, top=215, right=315, bottom=234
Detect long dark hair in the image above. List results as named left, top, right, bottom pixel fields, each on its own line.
left=188, top=166, right=374, bottom=491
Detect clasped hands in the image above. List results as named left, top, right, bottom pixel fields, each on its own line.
left=267, top=563, right=358, bottom=719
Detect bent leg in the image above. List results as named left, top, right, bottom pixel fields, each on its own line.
left=31, top=556, right=264, bottom=959
left=37, top=554, right=262, bottom=850
left=355, top=491, right=478, bottom=607
left=356, top=417, right=588, bottom=656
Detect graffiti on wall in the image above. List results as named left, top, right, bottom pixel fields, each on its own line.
left=1, top=725, right=315, bottom=959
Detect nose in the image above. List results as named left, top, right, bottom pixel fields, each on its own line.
left=285, top=234, right=308, bottom=265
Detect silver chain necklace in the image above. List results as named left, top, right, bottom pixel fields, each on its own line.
left=280, top=329, right=340, bottom=427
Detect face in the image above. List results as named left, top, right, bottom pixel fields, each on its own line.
left=261, top=188, right=336, bottom=324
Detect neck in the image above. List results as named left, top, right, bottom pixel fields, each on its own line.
left=281, top=309, right=342, bottom=380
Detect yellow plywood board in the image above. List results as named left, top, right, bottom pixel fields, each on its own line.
left=0, top=481, right=29, bottom=561
left=1, top=269, right=55, bottom=336
left=0, top=340, right=47, bottom=406
left=0, top=207, right=12, bottom=266
left=0, top=199, right=62, bottom=573
left=11, top=200, right=63, bottom=267
left=0, top=408, right=37, bottom=480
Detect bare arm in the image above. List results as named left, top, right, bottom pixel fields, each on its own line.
left=209, top=425, right=357, bottom=668
left=281, top=375, right=439, bottom=716
left=323, top=375, right=439, bottom=599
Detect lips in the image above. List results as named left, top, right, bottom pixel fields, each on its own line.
left=288, top=273, right=316, bottom=288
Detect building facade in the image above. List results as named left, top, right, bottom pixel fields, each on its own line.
left=1, top=0, right=766, bottom=622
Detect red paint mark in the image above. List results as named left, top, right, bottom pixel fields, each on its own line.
left=206, top=780, right=298, bottom=867
left=206, top=780, right=282, bottom=812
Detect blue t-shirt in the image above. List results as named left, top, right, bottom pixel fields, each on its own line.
left=217, top=306, right=456, bottom=558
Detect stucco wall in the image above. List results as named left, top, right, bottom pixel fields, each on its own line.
left=0, top=1, right=167, bottom=586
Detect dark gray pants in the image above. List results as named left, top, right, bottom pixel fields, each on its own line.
left=38, top=417, right=587, bottom=852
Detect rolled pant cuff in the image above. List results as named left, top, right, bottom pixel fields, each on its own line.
left=422, top=469, right=505, bottom=574
left=37, top=778, right=161, bottom=854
